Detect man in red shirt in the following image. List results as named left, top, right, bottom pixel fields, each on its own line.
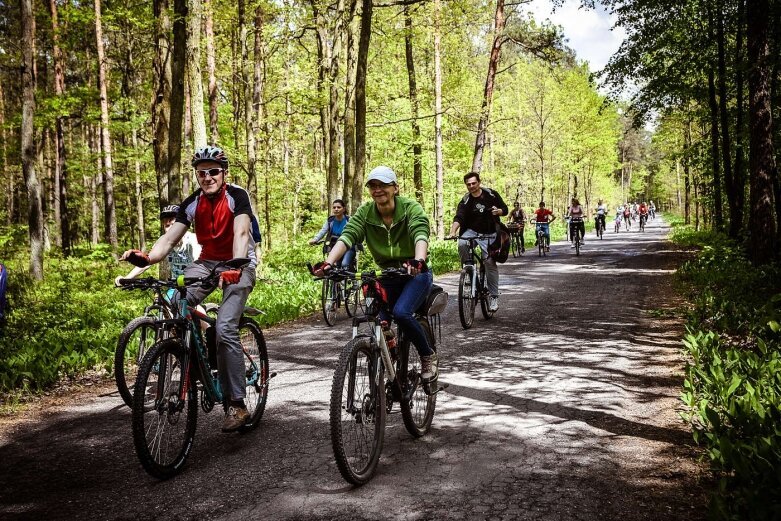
left=120, top=146, right=258, bottom=432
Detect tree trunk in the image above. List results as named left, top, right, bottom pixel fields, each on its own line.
left=238, top=0, right=257, bottom=202
left=49, top=0, right=71, bottom=255
left=0, top=82, right=9, bottom=225
left=95, top=0, right=118, bottom=249
left=251, top=4, right=268, bottom=210
left=734, top=0, right=747, bottom=235
left=132, top=127, right=146, bottom=250
left=188, top=0, right=207, bottom=149
left=204, top=0, right=219, bottom=144
left=471, top=0, right=505, bottom=174
left=717, top=0, right=737, bottom=237
left=707, top=66, right=723, bottom=230
left=168, top=0, right=187, bottom=203
left=434, top=0, right=444, bottom=238
left=353, top=0, right=373, bottom=210
left=343, top=0, right=358, bottom=211
left=685, top=117, right=692, bottom=224
left=747, top=0, right=777, bottom=263
left=153, top=0, right=172, bottom=205
left=404, top=6, right=423, bottom=203
left=21, top=0, right=44, bottom=278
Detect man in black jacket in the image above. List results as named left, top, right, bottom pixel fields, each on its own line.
left=449, top=172, right=508, bottom=312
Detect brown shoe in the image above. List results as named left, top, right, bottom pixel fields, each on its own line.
left=222, top=406, right=250, bottom=432
left=420, top=353, right=439, bottom=382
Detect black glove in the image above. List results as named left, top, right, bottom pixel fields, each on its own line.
left=312, top=261, right=332, bottom=278
left=405, top=258, right=428, bottom=273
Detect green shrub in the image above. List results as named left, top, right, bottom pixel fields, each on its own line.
left=674, top=225, right=781, bottom=520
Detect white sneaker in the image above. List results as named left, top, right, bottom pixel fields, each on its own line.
left=570, top=243, right=575, bottom=248
left=488, top=296, right=499, bottom=312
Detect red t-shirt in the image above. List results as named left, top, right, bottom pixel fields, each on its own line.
left=534, top=208, right=553, bottom=223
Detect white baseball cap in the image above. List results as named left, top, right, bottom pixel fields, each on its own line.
left=365, top=165, right=397, bottom=185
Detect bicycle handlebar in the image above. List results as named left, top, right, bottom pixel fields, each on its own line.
left=118, top=258, right=250, bottom=291
left=307, top=263, right=409, bottom=282
left=444, top=234, right=493, bottom=241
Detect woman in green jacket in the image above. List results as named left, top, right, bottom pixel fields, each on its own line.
left=313, top=166, right=437, bottom=382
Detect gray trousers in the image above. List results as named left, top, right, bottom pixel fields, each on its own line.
left=458, top=229, right=499, bottom=298
left=183, top=260, right=256, bottom=402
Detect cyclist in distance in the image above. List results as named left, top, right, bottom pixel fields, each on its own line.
left=623, top=203, right=632, bottom=228
left=649, top=200, right=656, bottom=219
left=115, top=205, right=201, bottom=285
left=533, top=201, right=556, bottom=251
left=312, top=166, right=437, bottom=382
left=120, top=145, right=259, bottom=433
left=449, top=172, right=508, bottom=312
left=508, top=201, right=526, bottom=253
left=638, top=201, right=649, bottom=227
left=594, top=199, right=607, bottom=236
left=566, top=197, right=586, bottom=247
left=309, top=198, right=357, bottom=269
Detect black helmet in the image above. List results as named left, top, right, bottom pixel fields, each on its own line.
left=191, top=145, right=229, bottom=168
left=160, top=204, right=179, bottom=219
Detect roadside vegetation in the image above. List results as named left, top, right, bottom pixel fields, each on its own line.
left=671, top=217, right=781, bottom=520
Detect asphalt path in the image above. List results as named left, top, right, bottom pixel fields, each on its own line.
left=0, top=216, right=707, bottom=521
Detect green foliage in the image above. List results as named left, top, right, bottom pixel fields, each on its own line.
left=674, top=224, right=781, bottom=520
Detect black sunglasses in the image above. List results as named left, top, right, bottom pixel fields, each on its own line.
left=196, top=168, right=224, bottom=178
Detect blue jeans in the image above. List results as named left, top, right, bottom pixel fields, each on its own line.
left=378, top=271, right=434, bottom=357
left=341, top=248, right=355, bottom=269
left=536, top=223, right=550, bottom=241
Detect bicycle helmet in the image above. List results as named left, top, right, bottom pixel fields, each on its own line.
left=191, top=145, right=229, bottom=168
left=160, top=204, right=180, bottom=219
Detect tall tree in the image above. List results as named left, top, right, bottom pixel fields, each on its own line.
left=353, top=0, right=373, bottom=209
left=153, top=0, right=172, bottom=205
left=168, top=0, right=187, bottom=203
left=21, top=0, right=44, bottom=279
left=187, top=0, right=207, bottom=149
left=747, top=0, right=777, bottom=262
left=49, top=0, right=71, bottom=254
left=95, top=0, right=118, bottom=249
left=434, top=0, right=444, bottom=238
left=471, top=0, right=505, bottom=174
left=403, top=5, right=423, bottom=203
left=204, top=0, right=219, bottom=144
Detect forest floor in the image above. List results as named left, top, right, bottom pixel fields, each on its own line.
left=0, top=216, right=712, bottom=521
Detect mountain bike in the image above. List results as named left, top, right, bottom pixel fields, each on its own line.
left=310, top=266, right=448, bottom=485
left=446, top=235, right=495, bottom=329
left=594, top=214, right=605, bottom=239
left=570, top=217, right=584, bottom=256
left=530, top=220, right=549, bottom=257
left=119, top=257, right=273, bottom=479
left=314, top=241, right=360, bottom=326
left=614, top=216, right=621, bottom=233
left=508, top=223, right=524, bottom=258
left=639, top=213, right=647, bottom=232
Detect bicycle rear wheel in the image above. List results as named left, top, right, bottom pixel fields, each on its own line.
left=344, top=280, right=360, bottom=317
left=458, top=267, right=476, bottom=329
left=399, top=319, right=437, bottom=437
left=132, top=339, right=198, bottom=480
left=330, top=336, right=386, bottom=485
left=115, top=316, right=158, bottom=408
left=238, top=318, right=269, bottom=431
left=322, top=279, right=338, bottom=326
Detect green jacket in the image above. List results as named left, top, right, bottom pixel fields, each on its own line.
left=338, top=196, right=430, bottom=268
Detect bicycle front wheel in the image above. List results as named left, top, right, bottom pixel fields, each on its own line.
left=132, top=339, right=198, bottom=480
left=479, top=264, right=495, bottom=320
left=239, top=318, right=269, bottom=431
left=322, top=279, right=338, bottom=326
left=575, top=236, right=580, bottom=256
left=458, top=268, right=476, bottom=329
left=399, top=318, right=437, bottom=437
left=115, top=316, right=158, bottom=408
left=330, top=336, right=386, bottom=486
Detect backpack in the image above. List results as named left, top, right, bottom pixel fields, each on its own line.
left=488, top=222, right=511, bottom=264
left=0, top=263, right=7, bottom=329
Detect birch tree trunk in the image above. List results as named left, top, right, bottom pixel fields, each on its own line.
left=342, top=0, right=358, bottom=210
left=403, top=6, right=423, bottom=203
left=188, top=0, right=207, bottom=149
left=239, top=0, right=257, bottom=204
left=49, top=0, right=71, bottom=255
left=251, top=4, right=268, bottom=212
left=94, top=0, right=118, bottom=249
left=434, top=0, right=444, bottom=238
left=471, top=0, right=505, bottom=174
